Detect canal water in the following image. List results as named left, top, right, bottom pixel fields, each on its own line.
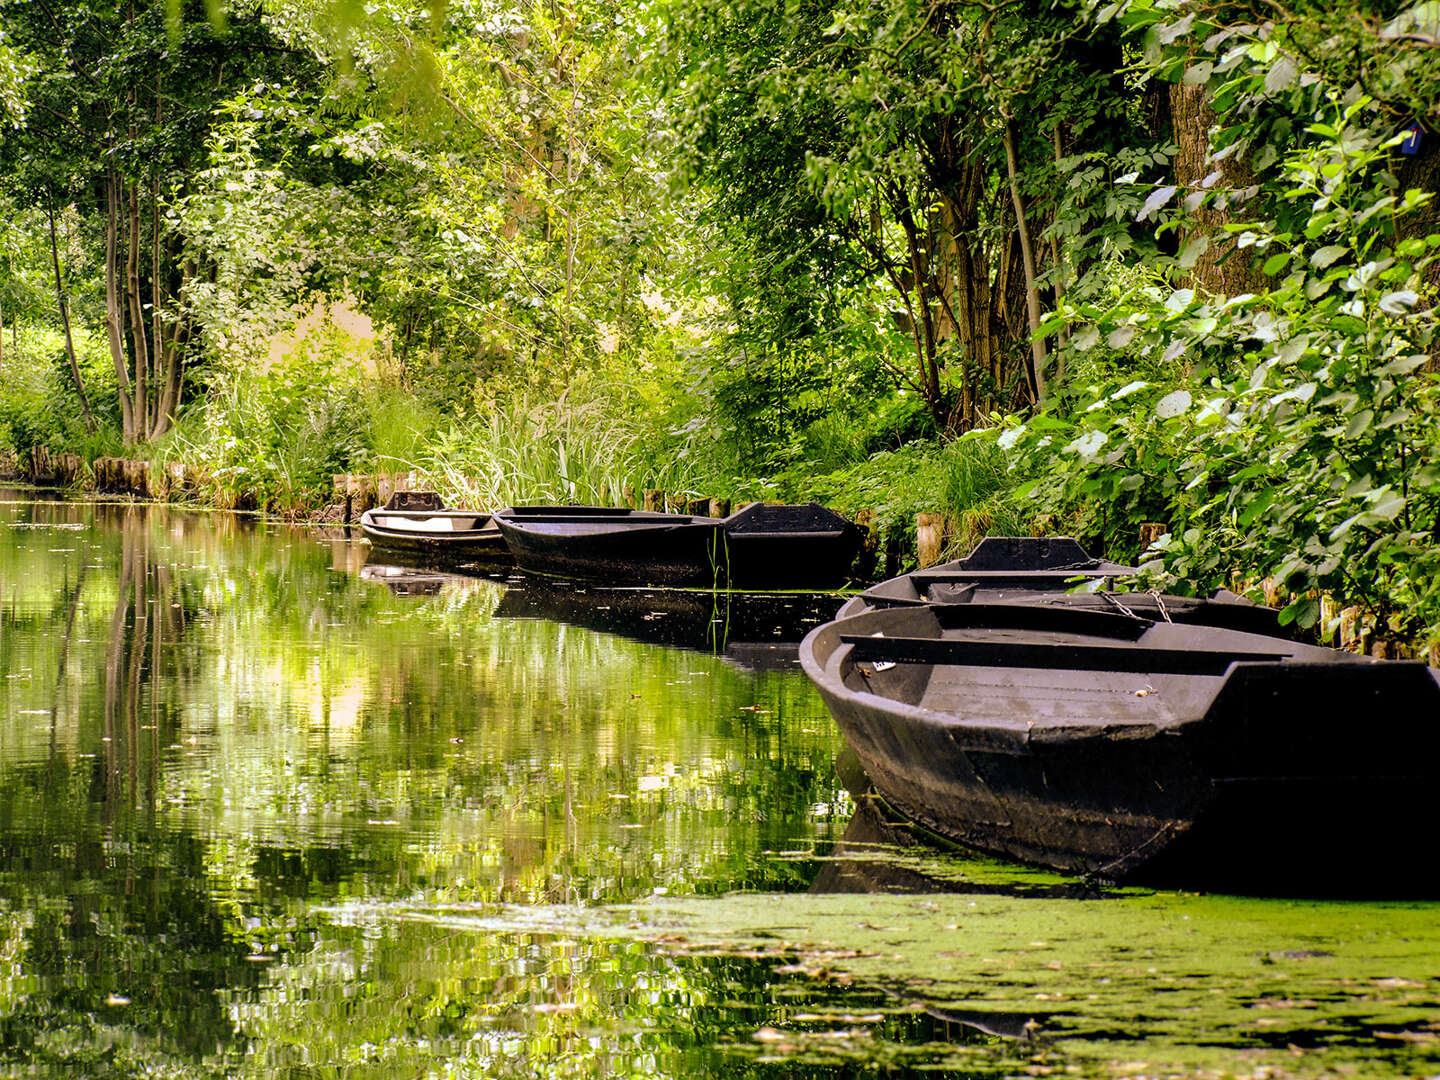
left=1, top=494, right=1437, bottom=1078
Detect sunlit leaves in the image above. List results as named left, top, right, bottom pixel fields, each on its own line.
left=994, top=85, right=1440, bottom=638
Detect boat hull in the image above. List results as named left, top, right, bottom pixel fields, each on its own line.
left=495, top=502, right=863, bottom=588
left=360, top=509, right=510, bottom=563
left=802, top=604, right=1440, bottom=891
left=496, top=508, right=724, bottom=586
left=833, top=704, right=1440, bottom=891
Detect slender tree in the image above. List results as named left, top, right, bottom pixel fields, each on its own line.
left=0, top=0, right=315, bottom=442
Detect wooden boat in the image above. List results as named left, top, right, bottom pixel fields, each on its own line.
left=359, top=492, right=509, bottom=563
left=718, top=501, right=864, bottom=589
left=840, top=536, right=1131, bottom=616
left=493, top=501, right=862, bottom=588
left=801, top=602, right=1440, bottom=890
left=838, top=536, right=1284, bottom=636
left=494, top=506, right=723, bottom=585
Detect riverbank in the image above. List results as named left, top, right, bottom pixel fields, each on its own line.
left=11, top=446, right=1436, bottom=666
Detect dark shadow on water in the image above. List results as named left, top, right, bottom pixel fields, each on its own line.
left=809, top=751, right=1123, bottom=901
left=490, top=576, right=844, bottom=671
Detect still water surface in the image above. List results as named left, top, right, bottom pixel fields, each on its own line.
left=0, top=495, right=1437, bottom=1078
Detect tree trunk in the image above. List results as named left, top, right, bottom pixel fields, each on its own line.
left=891, top=189, right=943, bottom=414
left=104, top=171, right=137, bottom=442
left=151, top=315, right=188, bottom=441
left=1050, top=123, right=1069, bottom=373
left=126, top=178, right=150, bottom=438
left=150, top=172, right=163, bottom=427
left=46, top=200, right=97, bottom=432
left=1169, top=79, right=1267, bottom=297
left=1003, top=118, right=1047, bottom=402
left=148, top=211, right=186, bottom=440
left=1394, top=149, right=1440, bottom=367
left=935, top=181, right=1022, bottom=428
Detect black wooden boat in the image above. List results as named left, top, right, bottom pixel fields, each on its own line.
left=494, top=506, right=723, bottom=585
left=719, top=501, right=863, bottom=588
left=493, top=502, right=861, bottom=588
left=801, top=602, right=1440, bottom=890
left=360, top=492, right=509, bottom=563
left=839, top=536, right=1131, bottom=617
left=838, top=536, right=1284, bottom=636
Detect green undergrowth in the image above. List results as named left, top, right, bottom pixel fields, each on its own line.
left=738, top=434, right=1030, bottom=566
left=10, top=363, right=1025, bottom=569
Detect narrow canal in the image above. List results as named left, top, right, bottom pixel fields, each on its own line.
left=1, top=494, right=1437, bottom=1078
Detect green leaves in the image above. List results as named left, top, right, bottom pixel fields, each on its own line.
left=1138, top=185, right=1177, bottom=221
left=1000, top=80, right=1440, bottom=642
left=1154, top=389, right=1192, bottom=419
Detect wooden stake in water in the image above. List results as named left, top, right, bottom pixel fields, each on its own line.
left=917, top=513, right=944, bottom=569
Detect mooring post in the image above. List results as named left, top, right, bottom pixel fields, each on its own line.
left=916, top=513, right=943, bottom=568
left=1318, top=595, right=1339, bottom=643
left=1338, top=606, right=1361, bottom=651
left=124, top=459, right=151, bottom=498
left=1261, top=576, right=1281, bottom=608
left=354, top=475, right=378, bottom=516
left=852, top=509, right=878, bottom=580
left=1138, top=521, right=1167, bottom=552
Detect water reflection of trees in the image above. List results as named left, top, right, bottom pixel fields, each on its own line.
left=0, top=500, right=874, bottom=1076
left=0, top=501, right=261, bottom=1072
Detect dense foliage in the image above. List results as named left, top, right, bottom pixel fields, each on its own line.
left=993, top=1, right=1440, bottom=644
left=0, top=0, right=1436, bottom=642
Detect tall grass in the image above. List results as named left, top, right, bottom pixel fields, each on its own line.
left=940, top=435, right=1028, bottom=552
left=363, top=391, right=441, bottom=474
left=418, top=385, right=710, bottom=509
left=790, top=431, right=1028, bottom=565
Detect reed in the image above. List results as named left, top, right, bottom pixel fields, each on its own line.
left=416, top=388, right=708, bottom=509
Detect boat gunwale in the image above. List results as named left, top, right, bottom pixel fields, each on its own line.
left=800, top=602, right=1401, bottom=745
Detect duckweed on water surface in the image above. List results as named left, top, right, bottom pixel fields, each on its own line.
left=361, top=883, right=1440, bottom=1078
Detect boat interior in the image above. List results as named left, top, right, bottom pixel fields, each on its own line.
left=815, top=603, right=1358, bottom=730
left=371, top=512, right=494, bottom=533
